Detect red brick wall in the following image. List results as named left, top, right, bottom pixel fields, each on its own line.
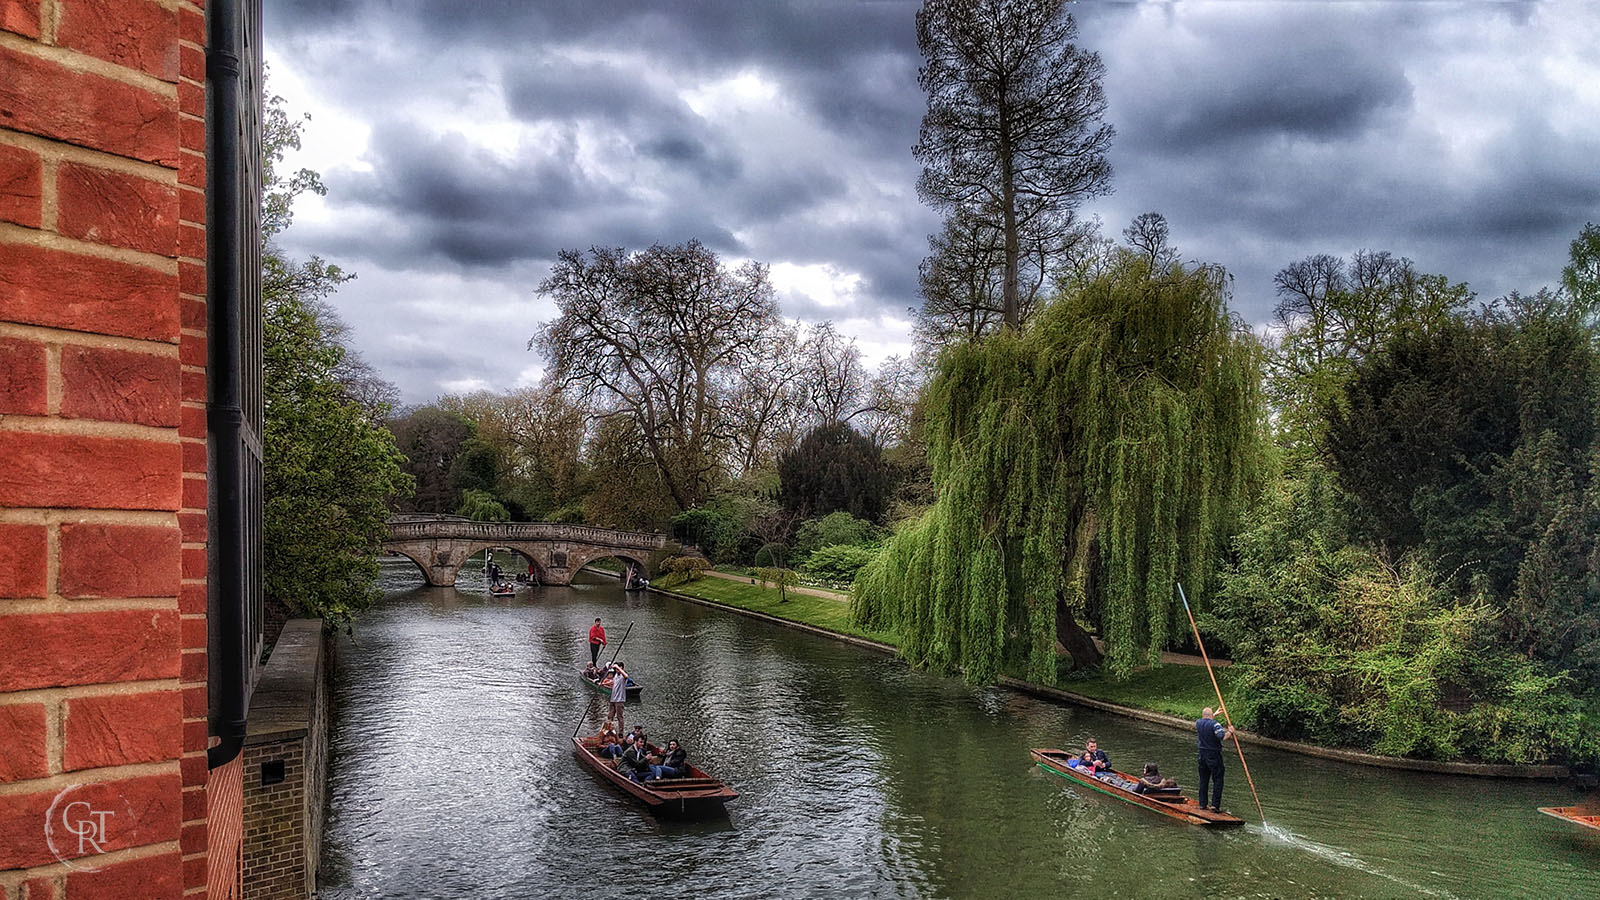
left=0, top=1, right=227, bottom=897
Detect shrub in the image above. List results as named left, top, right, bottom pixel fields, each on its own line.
left=753, top=542, right=791, bottom=568
left=801, top=544, right=878, bottom=585
left=456, top=489, right=509, bottom=522
left=656, top=555, right=712, bottom=588
left=794, top=511, right=880, bottom=557
left=753, top=566, right=800, bottom=602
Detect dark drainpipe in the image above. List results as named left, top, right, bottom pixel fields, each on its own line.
left=207, top=0, right=249, bottom=771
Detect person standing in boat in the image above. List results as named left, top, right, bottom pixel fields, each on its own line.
left=608, top=659, right=630, bottom=735
left=1196, top=707, right=1233, bottom=812
left=587, top=617, right=607, bottom=666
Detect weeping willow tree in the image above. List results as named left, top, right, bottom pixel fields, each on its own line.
left=853, top=254, right=1265, bottom=682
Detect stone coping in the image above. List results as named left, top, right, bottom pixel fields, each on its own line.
left=245, top=618, right=325, bottom=745
left=646, top=584, right=1573, bottom=780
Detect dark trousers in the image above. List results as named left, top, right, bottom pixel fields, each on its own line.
left=1197, top=752, right=1225, bottom=810
left=590, top=642, right=602, bottom=665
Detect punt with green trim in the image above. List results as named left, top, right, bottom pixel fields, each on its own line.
left=1031, top=748, right=1245, bottom=828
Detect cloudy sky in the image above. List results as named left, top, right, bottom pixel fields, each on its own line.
left=263, top=1, right=1600, bottom=404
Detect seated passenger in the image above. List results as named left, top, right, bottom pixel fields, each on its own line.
left=644, top=740, right=688, bottom=781
left=1077, top=738, right=1110, bottom=774
left=583, top=663, right=601, bottom=680
left=596, top=722, right=621, bottom=757
left=1134, top=762, right=1178, bottom=793
left=620, top=737, right=651, bottom=781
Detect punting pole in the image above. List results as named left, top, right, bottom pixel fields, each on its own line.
left=1178, top=582, right=1267, bottom=825
left=606, top=621, right=634, bottom=666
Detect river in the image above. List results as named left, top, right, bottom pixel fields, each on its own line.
left=315, top=557, right=1600, bottom=899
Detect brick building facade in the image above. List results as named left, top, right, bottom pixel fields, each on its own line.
left=1, top=2, right=261, bottom=898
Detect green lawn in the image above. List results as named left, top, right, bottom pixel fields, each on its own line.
left=661, top=574, right=1236, bottom=722
left=658, top=575, right=892, bottom=644
left=1058, top=664, right=1239, bottom=720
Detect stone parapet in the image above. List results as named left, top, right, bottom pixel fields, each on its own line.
left=241, top=620, right=329, bottom=899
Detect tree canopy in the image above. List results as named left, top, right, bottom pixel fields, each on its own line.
left=853, top=253, right=1265, bottom=682
left=778, top=423, right=892, bottom=524
left=914, top=0, right=1113, bottom=330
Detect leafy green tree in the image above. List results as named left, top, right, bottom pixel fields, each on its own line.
left=1267, top=250, right=1472, bottom=446
left=914, top=0, right=1113, bottom=329
left=1326, top=294, right=1600, bottom=678
left=778, top=423, right=891, bottom=523
left=1563, top=222, right=1600, bottom=313
left=754, top=566, right=800, bottom=603
left=853, top=254, right=1265, bottom=681
left=455, top=489, right=509, bottom=522
left=263, top=283, right=412, bottom=625
left=261, top=88, right=411, bottom=626
left=1213, top=456, right=1595, bottom=764
left=388, top=407, right=476, bottom=514
left=446, top=438, right=501, bottom=502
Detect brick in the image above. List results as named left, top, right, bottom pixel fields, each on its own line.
left=182, top=476, right=206, bottom=511
left=181, top=545, right=205, bottom=580
left=178, top=333, right=205, bottom=368
left=64, top=690, right=181, bottom=770
left=59, top=344, right=180, bottom=427
left=178, top=510, right=205, bottom=542
left=56, top=162, right=179, bottom=256
left=0, top=523, right=47, bottom=598
left=177, top=148, right=203, bottom=189
left=181, top=685, right=205, bottom=719
left=179, top=401, right=205, bottom=439
left=180, top=368, right=205, bottom=406
left=21, top=876, right=56, bottom=900
left=178, top=583, right=205, bottom=615
left=0, top=432, right=180, bottom=510
left=180, top=439, right=205, bottom=478
left=177, top=80, right=203, bottom=118
left=0, top=703, right=49, bottom=781
left=0, top=336, right=47, bottom=415
left=57, top=0, right=179, bottom=82
left=59, top=522, right=181, bottom=598
left=180, top=648, right=205, bottom=682
left=179, top=614, right=205, bottom=648
left=0, top=242, right=176, bottom=341
left=0, top=142, right=42, bottom=227
left=0, top=610, right=178, bottom=692
left=66, top=847, right=183, bottom=900
left=177, top=221, right=203, bottom=259
left=181, top=783, right=204, bottom=820
left=0, top=772, right=181, bottom=869
left=180, top=296, right=205, bottom=330
left=0, top=0, right=40, bottom=38
left=177, top=189, right=203, bottom=229
left=183, top=853, right=206, bottom=891
left=0, top=47, right=178, bottom=166
left=179, top=752, right=204, bottom=787
left=179, top=819, right=204, bottom=854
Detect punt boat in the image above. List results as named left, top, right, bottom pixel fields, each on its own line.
left=582, top=670, right=642, bottom=699
left=572, top=735, right=736, bottom=818
left=1031, top=747, right=1245, bottom=828
left=1538, top=806, right=1600, bottom=832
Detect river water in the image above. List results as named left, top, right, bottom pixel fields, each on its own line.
left=316, top=557, right=1600, bottom=899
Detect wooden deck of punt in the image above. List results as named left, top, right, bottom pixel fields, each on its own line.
left=1539, top=806, right=1600, bottom=832
left=572, top=736, right=736, bottom=818
left=1031, top=748, right=1245, bottom=828
left=581, top=672, right=642, bottom=699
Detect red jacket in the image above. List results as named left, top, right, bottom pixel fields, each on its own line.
left=588, top=624, right=606, bottom=645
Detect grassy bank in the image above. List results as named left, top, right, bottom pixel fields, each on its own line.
left=660, top=573, right=1231, bottom=717
left=658, top=574, right=893, bottom=644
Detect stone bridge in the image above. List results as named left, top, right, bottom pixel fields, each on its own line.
left=383, top=516, right=675, bottom=587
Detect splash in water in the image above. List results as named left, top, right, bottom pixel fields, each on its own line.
left=1257, top=822, right=1459, bottom=899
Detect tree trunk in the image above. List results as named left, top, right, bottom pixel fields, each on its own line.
left=1055, top=598, right=1103, bottom=670
left=999, top=111, right=1020, bottom=329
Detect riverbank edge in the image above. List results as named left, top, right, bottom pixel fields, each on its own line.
left=624, top=574, right=1572, bottom=779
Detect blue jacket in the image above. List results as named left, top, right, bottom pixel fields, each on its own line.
left=1197, top=717, right=1227, bottom=754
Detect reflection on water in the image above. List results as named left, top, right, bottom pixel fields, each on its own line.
left=317, top=557, right=1600, bottom=899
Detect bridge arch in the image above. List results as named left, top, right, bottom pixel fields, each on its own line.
left=381, top=517, right=675, bottom=587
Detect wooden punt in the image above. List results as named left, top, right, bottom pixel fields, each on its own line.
left=1538, top=806, right=1600, bottom=832
left=488, top=583, right=515, bottom=596
left=572, top=735, right=736, bottom=818
left=1031, top=748, right=1245, bottom=828
left=582, top=671, right=642, bottom=699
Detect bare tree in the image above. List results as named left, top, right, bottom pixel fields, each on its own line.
left=534, top=241, right=781, bottom=510
left=1121, top=211, right=1178, bottom=270
left=725, top=321, right=809, bottom=474
left=855, top=354, right=928, bottom=448
left=914, top=0, right=1114, bottom=330
left=798, top=322, right=871, bottom=426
